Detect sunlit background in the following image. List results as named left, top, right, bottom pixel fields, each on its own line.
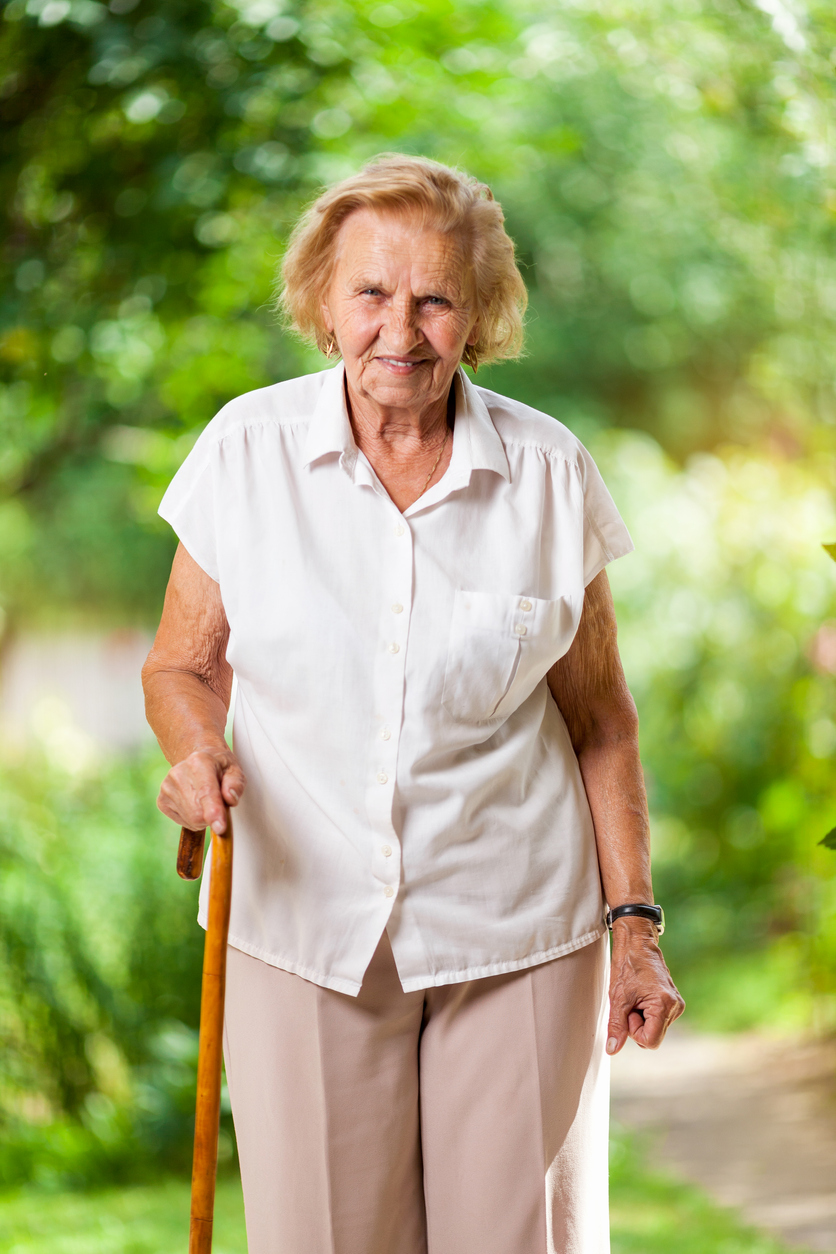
left=2, top=0, right=836, bottom=1249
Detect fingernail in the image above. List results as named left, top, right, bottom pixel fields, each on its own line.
left=229, top=790, right=239, bottom=803
left=210, top=821, right=223, bottom=835
left=606, top=1038, right=618, bottom=1055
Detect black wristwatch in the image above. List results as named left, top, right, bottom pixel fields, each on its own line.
left=606, top=903, right=665, bottom=935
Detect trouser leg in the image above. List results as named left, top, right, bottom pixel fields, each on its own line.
left=224, top=933, right=610, bottom=1254
left=223, top=936, right=427, bottom=1254
left=419, top=936, right=610, bottom=1254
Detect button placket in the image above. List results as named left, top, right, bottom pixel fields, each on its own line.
left=514, top=596, right=533, bottom=639
left=364, top=513, right=413, bottom=892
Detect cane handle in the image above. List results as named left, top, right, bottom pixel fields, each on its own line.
left=177, top=827, right=207, bottom=880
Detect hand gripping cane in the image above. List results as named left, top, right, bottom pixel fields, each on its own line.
left=177, top=815, right=234, bottom=1254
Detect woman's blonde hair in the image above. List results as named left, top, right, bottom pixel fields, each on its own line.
left=277, top=153, right=527, bottom=371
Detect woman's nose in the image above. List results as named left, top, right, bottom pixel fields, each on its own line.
left=383, top=301, right=421, bottom=350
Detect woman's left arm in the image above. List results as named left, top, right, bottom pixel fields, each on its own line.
left=547, top=569, right=685, bottom=1055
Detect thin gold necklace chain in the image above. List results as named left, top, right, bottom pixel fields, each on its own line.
left=422, top=425, right=449, bottom=496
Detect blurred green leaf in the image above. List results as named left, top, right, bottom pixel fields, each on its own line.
left=3, top=0, right=836, bottom=1190
left=3, top=0, right=836, bottom=624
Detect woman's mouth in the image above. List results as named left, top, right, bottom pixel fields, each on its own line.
left=375, top=356, right=429, bottom=371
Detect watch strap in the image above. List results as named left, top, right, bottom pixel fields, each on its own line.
left=606, top=903, right=665, bottom=935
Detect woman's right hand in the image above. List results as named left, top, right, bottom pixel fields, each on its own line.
left=157, top=746, right=246, bottom=835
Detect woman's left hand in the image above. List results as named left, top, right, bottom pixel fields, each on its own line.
left=606, top=918, right=685, bottom=1054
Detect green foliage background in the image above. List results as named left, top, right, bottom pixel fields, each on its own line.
left=2, top=0, right=836, bottom=1189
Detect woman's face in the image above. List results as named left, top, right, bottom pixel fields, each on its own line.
left=321, top=207, right=479, bottom=422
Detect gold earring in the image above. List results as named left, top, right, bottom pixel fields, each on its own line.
left=325, top=338, right=336, bottom=359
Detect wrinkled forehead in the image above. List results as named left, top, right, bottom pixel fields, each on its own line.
left=332, top=204, right=474, bottom=293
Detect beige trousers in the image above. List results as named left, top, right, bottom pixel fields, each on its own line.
left=223, top=932, right=610, bottom=1254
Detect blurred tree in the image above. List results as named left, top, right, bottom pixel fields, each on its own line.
left=486, top=1, right=836, bottom=456
left=0, top=0, right=520, bottom=621
left=0, top=748, right=213, bottom=1186
left=598, top=428, right=836, bottom=1027
left=1, top=0, right=836, bottom=625
left=2, top=0, right=836, bottom=1186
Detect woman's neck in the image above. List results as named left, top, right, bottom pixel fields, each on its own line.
left=346, top=380, right=451, bottom=450
left=345, top=379, right=455, bottom=512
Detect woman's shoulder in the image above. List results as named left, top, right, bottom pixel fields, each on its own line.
left=471, top=384, right=590, bottom=468
left=196, top=369, right=331, bottom=449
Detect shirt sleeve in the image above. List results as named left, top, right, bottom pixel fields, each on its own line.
left=158, top=432, right=221, bottom=583
left=574, top=444, right=634, bottom=587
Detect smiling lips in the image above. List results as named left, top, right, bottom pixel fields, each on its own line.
left=375, top=356, right=432, bottom=371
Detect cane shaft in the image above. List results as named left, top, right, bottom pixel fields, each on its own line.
left=188, top=817, right=233, bottom=1254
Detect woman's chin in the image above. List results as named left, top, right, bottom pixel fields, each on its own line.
left=353, top=362, right=447, bottom=411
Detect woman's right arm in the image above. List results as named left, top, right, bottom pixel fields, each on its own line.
left=141, top=543, right=245, bottom=835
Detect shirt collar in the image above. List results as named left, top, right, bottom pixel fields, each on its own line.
left=407, top=369, right=509, bottom=513
left=302, top=365, right=356, bottom=469
left=452, top=368, right=510, bottom=483
left=301, top=363, right=510, bottom=488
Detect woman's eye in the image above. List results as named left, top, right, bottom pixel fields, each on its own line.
left=425, top=296, right=448, bottom=306
left=361, top=288, right=382, bottom=297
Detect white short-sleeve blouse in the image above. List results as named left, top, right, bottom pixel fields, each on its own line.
left=159, top=365, right=633, bottom=995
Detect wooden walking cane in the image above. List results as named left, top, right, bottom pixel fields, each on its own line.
left=177, top=814, right=234, bottom=1254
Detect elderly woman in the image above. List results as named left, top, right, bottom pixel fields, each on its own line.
left=143, top=154, right=683, bottom=1254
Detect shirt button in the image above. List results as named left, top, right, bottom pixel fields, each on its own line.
left=382, top=845, right=392, bottom=857
left=391, top=603, right=403, bottom=614
left=515, top=623, right=528, bottom=636
left=388, top=642, right=400, bottom=654
left=519, top=599, right=532, bottom=612
left=394, top=523, right=405, bottom=537
left=380, top=727, right=391, bottom=740
left=376, top=771, right=388, bottom=784
left=384, top=885, right=395, bottom=898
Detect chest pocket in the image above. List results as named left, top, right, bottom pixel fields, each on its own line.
left=441, top=590, right=581, bottom=725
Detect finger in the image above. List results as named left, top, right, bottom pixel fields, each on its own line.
left=199, top=785, right=228, bottom=834
left=627, top=1008, right=647, bottom=1039
left=630, top=1007, right=669, bottom=1049
left=220, top=765, right=246, bottom=806
left=606, top=1004, right=631, bottom=1055
left=157, top=788, right=188, bottom=827
left=157, top=775, right=202, bottom=829
left=159, top=762, right=222, bottom=832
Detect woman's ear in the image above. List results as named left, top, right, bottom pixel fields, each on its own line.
left=321, top=302, right=334, bottom=335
